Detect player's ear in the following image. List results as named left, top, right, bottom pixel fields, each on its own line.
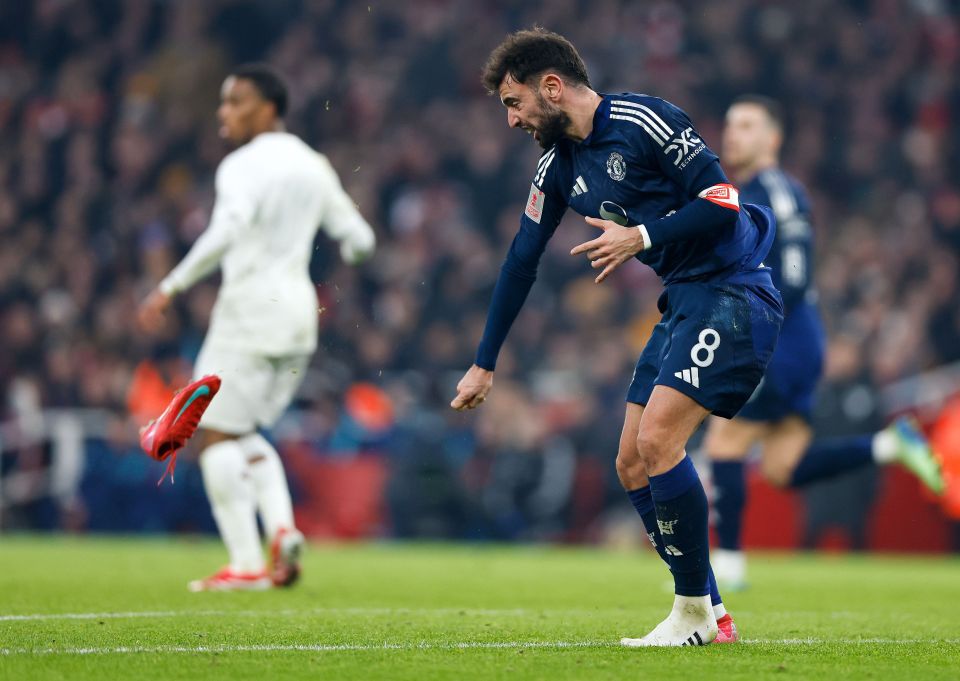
left=770, top=127, right=784, bottom=155
left=540, top=73, right=564, bottom=102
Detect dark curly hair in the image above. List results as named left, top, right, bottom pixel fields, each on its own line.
left=481, top=27, right=591, bottom=94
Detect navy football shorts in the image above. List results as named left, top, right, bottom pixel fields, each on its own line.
left=736, top=302, right=825, bottom=423
left=627, top=280, right=784, bottom=419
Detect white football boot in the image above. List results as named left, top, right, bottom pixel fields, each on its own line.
left=621, top=595, right=718, bottom=647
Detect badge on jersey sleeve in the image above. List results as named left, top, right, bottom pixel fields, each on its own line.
left=525, top=184, right=545, bottom=223
left=698, top=183, right=740, bottom=211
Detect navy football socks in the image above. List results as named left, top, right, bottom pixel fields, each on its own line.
left=789, top=435, right=874, bottom=488
left=710, top=460, right=746, bottom=551
left=633, top=455, right=713, bottom=598
left=628, top=488, right=723, bottom=607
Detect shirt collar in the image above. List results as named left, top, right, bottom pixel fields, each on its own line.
left=580, top=95, right=610, bottom=146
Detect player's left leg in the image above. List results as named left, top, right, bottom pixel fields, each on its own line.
left=241, top=354, right=310, bottom=586
left=703, top=415, right=770, bottom=590
left=621, top=385, right=718, bottom=647
left=240, top=432, right=304, bottom=586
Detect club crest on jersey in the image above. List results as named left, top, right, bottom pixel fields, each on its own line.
left=606, top=152, right=626, bottom=181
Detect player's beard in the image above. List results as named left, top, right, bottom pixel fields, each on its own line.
left=533, top=95, right=571, bottom=150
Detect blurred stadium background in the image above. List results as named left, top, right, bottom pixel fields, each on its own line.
left=1, top=0, right=959, bottom=552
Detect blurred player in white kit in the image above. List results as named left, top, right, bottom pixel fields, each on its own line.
left=139, top=64, right=375, bottom=591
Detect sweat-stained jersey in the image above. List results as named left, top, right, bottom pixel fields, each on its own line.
left=476, top=94, right=777, bottom=370
left=159, top=131, right=375, bottom=356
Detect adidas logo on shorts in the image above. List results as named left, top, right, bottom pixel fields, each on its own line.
left=674, top=367, right=700, bottom=388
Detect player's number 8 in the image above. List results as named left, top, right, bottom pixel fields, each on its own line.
left=691, top=328, right=720, bottom=368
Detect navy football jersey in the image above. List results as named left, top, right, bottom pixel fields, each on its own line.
left=509, top=94, right=774, bottom=286
left=475, top=94, right=780, bottom=370
left=735, top=167, right=826, bottom=422
left=740, top=169, right=815, bottom=314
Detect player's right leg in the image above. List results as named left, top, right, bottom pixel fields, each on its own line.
left=881, top=418, right=945, bottom=494
left=779, top=418, right=944, bottom=494
left=188, top=344, right=275, bottom=592
left=620, top=386, right=718, bottom=647
left=192, top=428, right=272, bottom=592
left=619, top=401, right=737, bottom=644
left=703, top=416, right=769, bottom=590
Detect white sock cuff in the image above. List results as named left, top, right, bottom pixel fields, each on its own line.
left=713, top=603, right=727, bottom=619
left=872, top=429, right=898, bottom=464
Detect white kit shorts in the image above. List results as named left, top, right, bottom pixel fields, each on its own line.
left=194, top=343, right=310, bottom=434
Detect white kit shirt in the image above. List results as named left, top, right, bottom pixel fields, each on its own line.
left=159, top=132, right=375, bottom=355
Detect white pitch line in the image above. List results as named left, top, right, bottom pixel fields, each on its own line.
left=2, top=638, right=958, bottom=656
left=0, top=607, right=541, bottom=622
left=746, top=638, right=960, bottom=645
left=1, top=610, right=205, bottom=622
left=0, top=607, right=869, bottom=623
left=4, top=641, right=606, bottom=656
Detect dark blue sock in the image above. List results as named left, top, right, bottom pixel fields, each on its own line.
left=627, top=486, right=723, bottom=607
left=648, top=456, right=712, bottom=598
left=627, top=486, right=671, bottom=564
left=711, top=460, right=746, bottom=551
left=789, top=435, right=874, bottom=488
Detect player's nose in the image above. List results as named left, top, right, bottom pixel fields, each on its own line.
left=507, top=110, right=521, bottom=128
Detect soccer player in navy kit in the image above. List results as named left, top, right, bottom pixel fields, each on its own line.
left=705, top=95, right=944, bottom=589
left=450, top=28, right=783, bottom=646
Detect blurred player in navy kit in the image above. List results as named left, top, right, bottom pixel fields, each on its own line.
left=706, top=95, right=944, bottom=589
left=451, top=28, right=783, bottom=646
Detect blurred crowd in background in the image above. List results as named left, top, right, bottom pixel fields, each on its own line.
left=1, top=0, right=958, bottom=545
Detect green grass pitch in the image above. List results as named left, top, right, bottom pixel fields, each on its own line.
left=1, top=536, right=957, bottom=680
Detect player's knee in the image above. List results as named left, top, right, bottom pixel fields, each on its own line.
left=702, top=430, right=730, bottom=460
left=615, top=449, right=644, bottom=487
left=703, top=424, right=752, bottom=462
left=759, top=457, right=792, bottom=488
left=635, top=429, right=676, bottom=472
